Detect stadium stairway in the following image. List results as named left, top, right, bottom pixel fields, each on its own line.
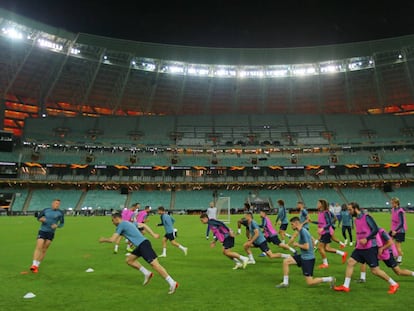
left=336, top=188, right=348, bottom=205
left=75, top=191, right=87, bottom=212
left=22, top=189, right=33, bottom=213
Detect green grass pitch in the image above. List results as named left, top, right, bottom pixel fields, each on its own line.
left=1, top=212, right=414, bottom=310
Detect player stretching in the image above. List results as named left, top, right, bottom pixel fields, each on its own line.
left=157, top=206, right=188, bottom=257
left=259, top=210, right=297, bottom=254
left=311, top=199, right=347, bottom=268
left=275, top=200, right=291, bottom=243
left=276, top=217, right=335, bottom=288
left=99, top=212, right=178, bottom=294
left=356, top=227, right=414, bottom=283
left=200, top=213, right=249, bottom=270
left=243, top=211, right=290, bottom=264
left=390, top=197, right=407, bottom=264
left=334, top=202, right=399, bottom=294
left=29, top=199, right=64, bottom=273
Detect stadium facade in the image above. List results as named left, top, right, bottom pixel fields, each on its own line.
left=0, top=8, right=413, bottom=213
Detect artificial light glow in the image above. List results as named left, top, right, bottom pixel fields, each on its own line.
left=187, top=66, right=209, bottom=76
left=266, top=69, right=288, bottom=77
left=70, top=48, right=80, bottom=55
left=168, top=65, right=184, bottom=74
left=38, top=38, right=63, bottom=51
left=292, top=66, right=316, bottom=76
left=214, top=68, right=236, bottom=77
left=239, top=70, right=264, bottom=78
left=143, top=62, right=156, bottom=71
left=2, top=27, right=23, bottom=40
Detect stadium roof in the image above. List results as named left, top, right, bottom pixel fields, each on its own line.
left=1, top=8, right=414, bottom=135
left=2, top=1, right=414, bottom=49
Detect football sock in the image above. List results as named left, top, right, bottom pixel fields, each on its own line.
left=360, top=272, right=366, bottom=280
left=283, top=276, right=289, bottom=284
left=139, top=266, right=150, bottom=275
left=388, top=278, right=397, bottom=286
left=165, top=275, right=175, bottom=286
left=344, top=277, right=351, bottom=288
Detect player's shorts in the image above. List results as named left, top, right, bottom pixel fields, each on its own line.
left=279, top=223, right=288, bottom=231
left=319, top=232, right=332, bottom=244
left=132, top=240, right=158, bottom=264
left=223, top=236, right=235, bottom=249
left=293, top=254, right=315, bottom=277
left=37, top=230, right=55, bottom=241
left=164, top=233, right=175, bottom=241
left=351, top=247, right=379, bottom=268
left=392, top=232, right=405, bottom=243
left=382, top=251, right=398, bottom=268
left=254, top=241, right=270, bottom=253
left=267, top=235, right=282, bottom=245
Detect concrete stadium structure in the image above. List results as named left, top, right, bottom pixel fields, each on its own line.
left=0, top=8, right=413, bottom=213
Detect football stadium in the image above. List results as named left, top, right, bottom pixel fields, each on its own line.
left=0, top=6, right=414, bottom=311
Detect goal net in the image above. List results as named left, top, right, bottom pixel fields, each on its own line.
left=216, top=196, right=231, bottom=223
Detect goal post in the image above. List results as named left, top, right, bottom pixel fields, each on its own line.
left=216, top=196, right=231, bottom=223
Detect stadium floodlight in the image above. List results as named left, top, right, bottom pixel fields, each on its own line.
left=168, top=65, right=184, bottom=74
left=38, top=38, right=63, bottom=51
left=238, top=70, right=247, bottom=78
left=292, top=65, right=317, bottom=76
left=214, top=67, right=237, bottom=77
left=70, top=48, right=80, bottom=55
left=2, top=27, right=23, bottom=40
left=238, top=69, right=265, bottom=78
left=320, top=60, right=344, bottom=74
left=139, top=61, right=156, bottom=71
left=348, top=56, right=374, bottom=71
left=266, top=69, right=288, bottom=77
left=187, top=66, right=210, bottom=76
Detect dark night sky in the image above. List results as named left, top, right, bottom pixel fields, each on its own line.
left=2, top=0, right=414, bottom=48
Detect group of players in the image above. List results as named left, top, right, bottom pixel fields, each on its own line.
left=28, top=196, right=410, bottom=295
left=200, top=197, right=411, bottom=294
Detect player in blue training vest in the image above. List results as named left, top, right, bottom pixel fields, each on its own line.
left=157, top=206, right=188, bottom=257
left=276, top=216, right=335, bottom=289
left=99, top=212, right=178, bottom=294
left=29, top=199, right=64, bottom=273
left=275, top=199, right=291, bottom=243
